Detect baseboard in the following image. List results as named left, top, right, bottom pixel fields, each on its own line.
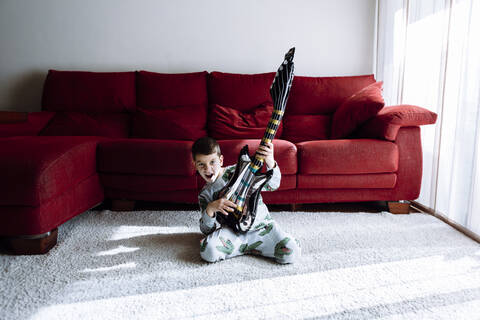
left=411, top=201, right=480, bottom=244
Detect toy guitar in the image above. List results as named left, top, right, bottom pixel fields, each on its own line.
left=215, top=47, right=295, bottom=233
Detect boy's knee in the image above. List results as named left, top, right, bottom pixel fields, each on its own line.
left=275, top=237, right=301, bottom=264
left=200, top=250, right=218, bottom=263
left=200, top=238, right=222, bottom=263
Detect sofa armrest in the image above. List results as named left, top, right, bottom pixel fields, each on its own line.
left=353, top=105, right=437, bottom=141
left=0, top=111, right=28, bottom=123
left=0, top=111, right=55, bottom=137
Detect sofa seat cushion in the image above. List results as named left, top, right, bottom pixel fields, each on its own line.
left=97, top=139, right=195, bottom=176
left=104, top=188, right=198, bottom=203
left=297, top=139, right=398, bottom=174
left=42, top=70, right=136, bottom=113
left=218, top=139, right=297, bottom=175
left=0, top=136, right=101, bottom=206
left=298, top=173, right=397, bottom=189
left=196, top=174, right=296, bottom=192
left=100, top=174, right=196, bottom=192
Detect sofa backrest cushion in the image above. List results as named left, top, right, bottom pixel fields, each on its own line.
left=282, top=114, right=331, bottom=143
left=208, top=102, right=283, bottom=140
left=131, top=106, right=207, bottom=140
left=280, top=74, right=376, bottom=142
left=133, top=71, right=208, bottom=140
left=42, top=70, right=136, bottom=113
left=286, top=74, right=376, bottom=115
left=39, top=112, right=130, bottom=138
left=208, top=72, right=275, bottom=112
left=136, top=70, right=208, bottom=109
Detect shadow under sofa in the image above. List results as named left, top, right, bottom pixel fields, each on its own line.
left=0, top=70, right=437, bottom=254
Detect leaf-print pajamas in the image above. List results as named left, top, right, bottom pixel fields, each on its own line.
left=198, top=163, right=301, bottom=264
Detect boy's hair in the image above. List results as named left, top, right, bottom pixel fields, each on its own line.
left=191, top=137, right=221, bottom=160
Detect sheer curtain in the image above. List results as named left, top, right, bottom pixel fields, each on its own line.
left=376, top=0, right=480, bottom=235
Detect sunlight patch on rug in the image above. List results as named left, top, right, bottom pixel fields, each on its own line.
left=109, top=225, right=194, bottom=241
left=31, top=253, right=480, bottom=320
left=96, top=245, right=140, bottom=256
left=81, top=262, right=137, bottom=273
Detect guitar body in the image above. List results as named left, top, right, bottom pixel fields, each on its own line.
left=216, top=145, right=273, bottom=233
left=213, top=47, right=295, bottom=233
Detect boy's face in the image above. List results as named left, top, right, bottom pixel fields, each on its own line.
left=194, top=152, right=224, bottom=183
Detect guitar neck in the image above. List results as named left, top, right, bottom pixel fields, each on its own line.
left=249, top=108, right=285, bottom=172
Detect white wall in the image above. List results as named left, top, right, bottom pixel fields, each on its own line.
left=0, top=0, right=376, bottom=111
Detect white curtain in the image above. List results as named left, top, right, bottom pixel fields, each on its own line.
left=376, top=0, right=480, bottom=235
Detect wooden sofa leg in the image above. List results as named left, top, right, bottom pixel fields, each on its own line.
left=387, top=201, right=411, bottom=214
left=4, top=228, right=58, bottom=255
left=291, top=203, right=302, bottom=211
left=111, top=199, right=136, bottom=211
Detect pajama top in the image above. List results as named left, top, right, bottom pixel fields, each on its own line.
left=198, top=163, right=281, bottom=235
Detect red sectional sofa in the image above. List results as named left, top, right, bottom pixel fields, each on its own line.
left=0, top=70, right=437, bottom=254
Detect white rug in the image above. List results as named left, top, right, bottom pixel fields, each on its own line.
left=1, top=209, right=480, bottom=320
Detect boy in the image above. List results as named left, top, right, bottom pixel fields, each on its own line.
left=192, top=136, right=301, bottom=264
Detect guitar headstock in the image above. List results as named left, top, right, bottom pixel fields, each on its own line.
left=284, top=47, right=295, bottom=63
left=270, top=47, right=295, bottom=114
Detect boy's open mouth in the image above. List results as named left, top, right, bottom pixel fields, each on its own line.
left=205, top=173, right=214, bottom=179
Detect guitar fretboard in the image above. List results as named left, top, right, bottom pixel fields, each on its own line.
left=248, top=48, right=295, bottom=174
left=249, top=109, right=284, bottom=173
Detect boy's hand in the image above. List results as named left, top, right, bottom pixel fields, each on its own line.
left=206, top=198, right=236, bottom=217
left=256, top=142, right=275, bottom=169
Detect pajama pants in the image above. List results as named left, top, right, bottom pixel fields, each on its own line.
left=200, top=220, right=301, bottom=264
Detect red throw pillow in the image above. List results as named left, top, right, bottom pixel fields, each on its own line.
left=282, top=114, right=331, bottom=142
left=39, top=112, right=130, bottom=138
left=330, top=81, right=384, bottom=139
left=131, top=106, right=207, bottom=140
left=208, top=103, right=283, bottom=140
